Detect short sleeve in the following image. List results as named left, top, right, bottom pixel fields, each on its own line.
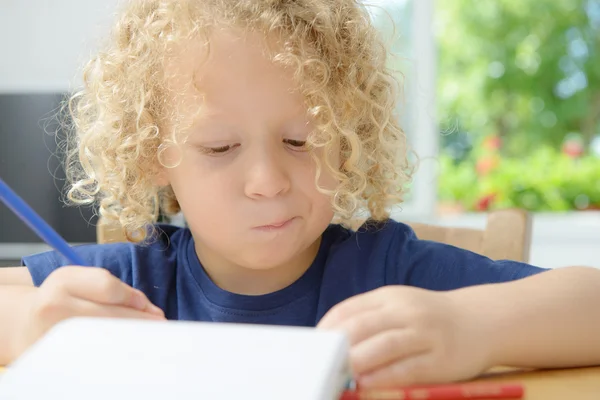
left=21, top=223, right=184, bottom=290
left=389, top=222, right=547, bottom=290
left=21, top=242, right=136, bottom=287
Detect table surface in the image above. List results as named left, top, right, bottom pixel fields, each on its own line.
left=473, top=365, right=600, bottom=400
left=0, top=365, right=598, bottom=399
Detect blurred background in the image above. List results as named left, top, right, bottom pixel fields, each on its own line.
left=0, top=0, right=598, bottom=267
left=373, top=0, right=600, bottom=268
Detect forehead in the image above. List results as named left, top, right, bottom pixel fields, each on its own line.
left=164, top=29, right=307, bottom=123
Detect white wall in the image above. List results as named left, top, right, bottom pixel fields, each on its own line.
left=0, top=0, right=120, bottom=93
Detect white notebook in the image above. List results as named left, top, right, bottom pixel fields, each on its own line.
left=0, top=318, right=350, bottom=400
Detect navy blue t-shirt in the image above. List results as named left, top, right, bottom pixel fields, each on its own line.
left=22, top=220, right=545, bottom=326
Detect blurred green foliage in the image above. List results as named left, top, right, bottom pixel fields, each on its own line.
left=438, top=137, right=600, bottom=211
left=437, top=0, right=600, bottom=156
left=370, top=1, right=600, bottom=211
left=435, top=0, right=600, bottom=211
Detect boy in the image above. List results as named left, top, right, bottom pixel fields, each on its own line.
left=1, top=0, right=599, bottom=388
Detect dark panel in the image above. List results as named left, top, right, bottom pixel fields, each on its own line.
left=0, top=93, right=97, bottom=243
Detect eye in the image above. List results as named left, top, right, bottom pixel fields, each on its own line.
left=198, top=144, right=240, bottom=155
left=284, top=139, right=308, bottom=151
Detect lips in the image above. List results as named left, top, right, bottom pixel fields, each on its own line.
left=263, top=221, right=288, bottom=228
left=254, top=217, right=296, bottom=230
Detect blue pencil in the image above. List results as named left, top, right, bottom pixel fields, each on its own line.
left=0, top=177, right=88, bottom=266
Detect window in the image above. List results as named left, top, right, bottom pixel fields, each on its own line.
left=435, top=1, right=600, bottom=214
left=370, top=0, right=439, bottom=219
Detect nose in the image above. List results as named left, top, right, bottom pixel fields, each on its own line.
left=244, top=146, right=291, bottom=199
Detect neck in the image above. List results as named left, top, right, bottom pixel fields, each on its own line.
left=194, top=237, right=322, bottom=295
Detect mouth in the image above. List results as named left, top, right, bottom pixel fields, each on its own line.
left=254, top=217, right=297, bottom=231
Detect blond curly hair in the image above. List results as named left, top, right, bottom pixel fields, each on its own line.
left=66, top=0, right=411, bottom=242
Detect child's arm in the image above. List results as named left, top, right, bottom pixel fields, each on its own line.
left=453, top=266, right=600, bottom=369
left=318, top=266, right=600, bottom=388
left=0, top=285, right=36, bottom=365
left=0, top=267, right=34, bottom=285
left=0, top=266, right=165, bottom=365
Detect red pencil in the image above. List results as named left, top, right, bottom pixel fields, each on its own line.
left=340, top=382, right=524, bottom=400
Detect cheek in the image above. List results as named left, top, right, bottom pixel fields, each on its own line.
left=170, top=169, right=223, bottom=199
left=169, top=175, right=240, bottom=240
left=165, top=160, right=234, bottom=218
left=318, top=164, right=339, bottom=190
left=313, top=148, right=340, bottom=191
left=295, top=154, right=338, bottom=218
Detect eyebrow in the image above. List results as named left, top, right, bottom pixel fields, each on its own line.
left=184, top=121, right=237, bottom=142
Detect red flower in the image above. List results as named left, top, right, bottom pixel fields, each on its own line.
left=483, top=136, right=502, bottom=151
left=562, top=140, right=584, bottom=159
left=475, top=193, right=496, bottom=211
left=476, top=156, right=499, bottom=176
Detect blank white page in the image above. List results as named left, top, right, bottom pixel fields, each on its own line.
left=0, top=318, right=350, bottom=400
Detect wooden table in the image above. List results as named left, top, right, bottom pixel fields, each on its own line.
left=472, top=366, right=600, bottom=399
left=0, top=365, right=598, bottom=399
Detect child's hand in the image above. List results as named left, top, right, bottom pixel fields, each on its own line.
left=317, top=286, right=491, bottom=388
left=11, top=266, right=165, bottom=359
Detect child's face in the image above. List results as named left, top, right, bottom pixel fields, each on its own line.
left=160, top=30, right=337, bottom=271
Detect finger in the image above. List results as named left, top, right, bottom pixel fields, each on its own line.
left=49, top=267, right=164, bottom=316
left=70, top=296, right=167, bottom=321
left=358, top=353, right=437, bottom=389
left=333, top=309, right=405, bottom=346
left=317, top=289, right=389, bottom=328
left=350, top=329, right=429, bottom=376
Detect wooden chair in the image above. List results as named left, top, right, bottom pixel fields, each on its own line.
left=96, top=218, right=129, bottom=245
left=349, top=208, right=532, bottom=263
left=97, top=208, right=532, bottom=263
